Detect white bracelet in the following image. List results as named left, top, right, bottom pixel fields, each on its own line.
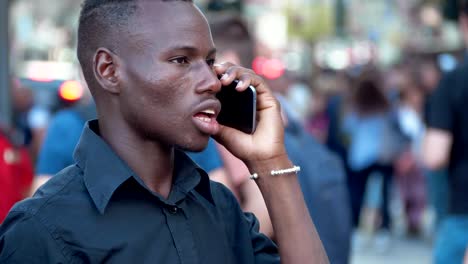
left=249, top=165, right=301, bottom=180
left=250, top=173, right=259, bottom=180
left=271, top=165, right=301, bottom=176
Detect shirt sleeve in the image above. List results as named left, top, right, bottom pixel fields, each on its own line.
left=243, top=212, right=280, bottom=264
left=210, top=181, right=279, bottom=264
left=0, top=211, right=67, bottom=263
left=427, top=73, right=454, bottom=132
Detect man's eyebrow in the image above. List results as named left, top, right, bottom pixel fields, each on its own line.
left=207, top=48, right=217, bottom=57
left=164, top=46, right=217, bottom=57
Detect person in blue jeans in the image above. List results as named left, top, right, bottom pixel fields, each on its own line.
left=343, top=70, right=397, bottom=234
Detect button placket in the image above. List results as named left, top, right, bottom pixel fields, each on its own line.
left=163, top=203, right=199, bottom=264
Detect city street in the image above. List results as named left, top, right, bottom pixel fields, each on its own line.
left=351, top=234, right=433, bottom=264
left=1, top=0, right=466, bottom=263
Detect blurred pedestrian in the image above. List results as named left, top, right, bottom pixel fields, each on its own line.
left=0, top=128, right=34, bottom=223
left=0, top=79, right=35, bottom=223
left=423, top=1, right=468, bottom=263
left=269, top=73, right=352, bottom=264
left=343, top=69, right=400, bottom=245
left=306, top=75, right=332, bottom=144
left=10, top=77, right=34, bottom=147
left=394, top=71, right=427, bottom=235
left=31, top=74, right=96, bottom=195
left=0, top=1, right=327, bottom=263
left=412, top=57, right=450, bottom=229
left=10, top=77, right=47, bottom=162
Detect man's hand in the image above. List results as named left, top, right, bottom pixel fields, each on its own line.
left=422, top=128, right=453, bottom=170
left=213, top=63, right=329, bottom=264
left=213, top=63, right=287, bottom=164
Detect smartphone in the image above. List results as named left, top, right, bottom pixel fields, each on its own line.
left=216, top=79, right=257, bottom=134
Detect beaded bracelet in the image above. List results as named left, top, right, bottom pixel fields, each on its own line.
left=250, top=165, right=301, bottom=180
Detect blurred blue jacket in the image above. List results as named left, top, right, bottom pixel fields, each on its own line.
left=278, top=95, right=352, bottom=264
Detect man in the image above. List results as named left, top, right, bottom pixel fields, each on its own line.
left=0, top=1, right=328, bottom=263
left=423, top=1, right=468, bottom=263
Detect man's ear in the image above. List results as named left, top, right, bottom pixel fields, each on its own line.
left=93, top=48, right=121, bottom=94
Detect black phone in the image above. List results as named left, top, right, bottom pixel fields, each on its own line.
left=216, top=79, right=257, bottom=134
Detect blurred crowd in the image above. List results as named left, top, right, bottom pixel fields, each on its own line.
left=1, top=1, right=468, bottom=264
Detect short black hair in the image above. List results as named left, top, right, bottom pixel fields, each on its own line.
left=77, top=0, right=192, bottom=90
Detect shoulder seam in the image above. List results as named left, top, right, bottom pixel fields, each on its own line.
left=13, top=166, right=82, bottom=217
left=18, top=211, right=71, bottom=262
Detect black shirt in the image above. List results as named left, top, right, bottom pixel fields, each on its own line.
left=427, top=60, right=468, bottom=215
left=0, top=120, right=279, bottom=263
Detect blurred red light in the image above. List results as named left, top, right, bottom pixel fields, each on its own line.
left=59, top=81, right=83, bottom=102
left=262, top=58, right=285, bottom=80
left=252, top=56, right=285, bottom=80
left=252, top=56, right=268, bottom=75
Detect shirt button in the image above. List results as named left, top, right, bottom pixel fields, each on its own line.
left=168, top=206, right=178, bottom=214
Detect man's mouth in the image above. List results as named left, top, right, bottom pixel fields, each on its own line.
left=192, top=108, right=220, bottom=135
left=194, top=109, right=217, bottom=123
left=191, top=98, right=222, bottom=135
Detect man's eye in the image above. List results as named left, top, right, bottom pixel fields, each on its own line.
left=170, top=57, right=189, bottom=64
left=206, top=59, right=216, bottom=67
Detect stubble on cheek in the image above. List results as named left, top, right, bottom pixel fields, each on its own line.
left=135, top=74, right=195, bottom=142
left=146, top=75, right=191, bottom=109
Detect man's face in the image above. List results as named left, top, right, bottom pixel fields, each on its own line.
left=116, top=1, right=221, bottom=151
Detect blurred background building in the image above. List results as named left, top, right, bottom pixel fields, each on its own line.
left=1, top=0, right=464, bottom=124
left=1, top=0, right=467, bottom=263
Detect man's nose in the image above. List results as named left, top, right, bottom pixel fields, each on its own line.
left=195, top=64, right=222, bottom=94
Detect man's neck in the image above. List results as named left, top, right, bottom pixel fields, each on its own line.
left=98, top=118, right=174, bottom=199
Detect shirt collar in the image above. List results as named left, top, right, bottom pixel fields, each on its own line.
left=171, top=149, right=215, bottom=205
left=73, top=120, right=214, bottom=214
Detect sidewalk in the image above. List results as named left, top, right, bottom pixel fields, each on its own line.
left=351, top=234, right=432, bottom=264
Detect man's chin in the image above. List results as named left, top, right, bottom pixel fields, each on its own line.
left=176, top=140, right=210, bottom=153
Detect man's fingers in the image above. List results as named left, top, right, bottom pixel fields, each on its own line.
left=215, top=63, right=259, bottom=91
left=214, top=62, right=281, bottom=123
left=213, top=124, right=251, bottom=156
